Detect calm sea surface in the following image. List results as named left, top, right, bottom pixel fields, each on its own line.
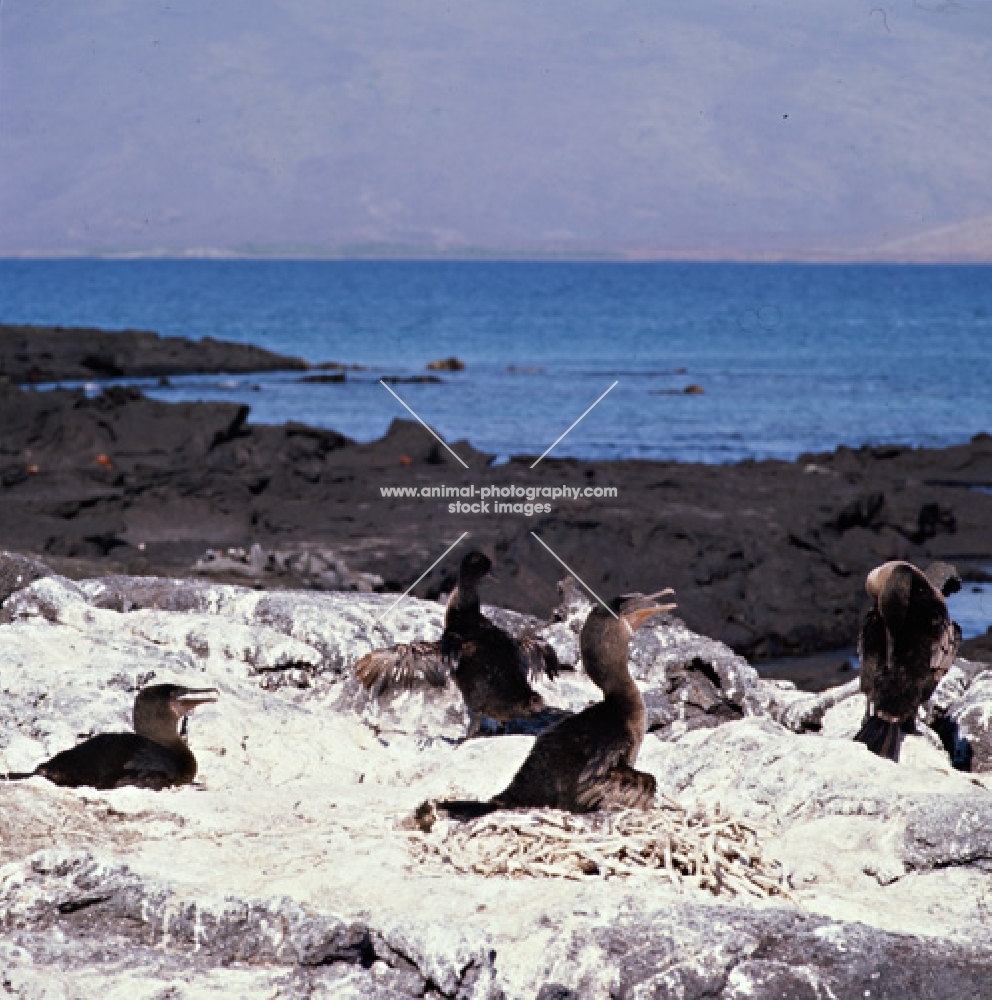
left=2, top=260, right=991, bottom=464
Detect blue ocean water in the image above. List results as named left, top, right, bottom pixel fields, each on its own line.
left=1, top=259, right=991, bottom=464
left=948, top=582, right=992, bottom=642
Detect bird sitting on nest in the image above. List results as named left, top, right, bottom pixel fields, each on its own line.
left=3, top=683, right=219, bottom=790
left=355, top=550, right=561, bottom=736
left=855, top=560, right=961, bottom=762
left=417, top=586, right=677, bottom=827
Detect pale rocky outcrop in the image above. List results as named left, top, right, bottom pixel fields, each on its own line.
left=0, top=551, right=51, bottom=606
left=193, top=542, right=385, bottom=592
left=926, top=660, right=992, bottom=772
left=2, top=560, right=992, bottom=998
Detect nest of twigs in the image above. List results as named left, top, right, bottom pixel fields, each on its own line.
left=408, top=797, right=790, bottom=899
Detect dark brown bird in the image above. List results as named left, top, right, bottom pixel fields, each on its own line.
left=4, top=684, right=219, bottom=789
left=425, top=588, right=676, bottom=822
left=855, top=560, right=961, bottom=762
left=355, top=550, right=560, bottom=736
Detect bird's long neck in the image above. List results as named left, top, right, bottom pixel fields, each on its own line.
left=134, top=715, right=185, bottom=750
left=450, top=580, right=481, bottom=613
left=597, top=659, right=647, bottom=761
left=148, top=730, right=187, bottom=751
left=605, top=667, right=646, bottom=720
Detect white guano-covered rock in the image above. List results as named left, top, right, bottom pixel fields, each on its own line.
left=1, top=567, right=991, bottom=998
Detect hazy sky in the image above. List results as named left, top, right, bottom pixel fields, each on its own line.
left=1, top=1, right=991, bottom=259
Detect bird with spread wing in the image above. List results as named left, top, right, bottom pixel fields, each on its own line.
left=355, top=550, right=561, bottom=736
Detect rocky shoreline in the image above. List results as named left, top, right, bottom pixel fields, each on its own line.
left=2, top=378, right=991, bottom=671
left=0, top=323, right=311, bottom=382
left=2, top=563, right=991, bottom=998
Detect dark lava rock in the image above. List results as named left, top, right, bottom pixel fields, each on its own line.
left=2, top=381, right=991, bottom=664
left=381, top=375, right=444, bottom=384
left=0, top=323, right=309, bottom=382
left=299, top=373, right=347, bottom=383
left=960, top=627, right=992, bottom=664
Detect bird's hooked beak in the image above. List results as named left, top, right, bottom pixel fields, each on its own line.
left=645, top=588, right=675, bottom=601
left=621, top=599, right=677, bottom=632
left=171, top=688, right=220, bottom=717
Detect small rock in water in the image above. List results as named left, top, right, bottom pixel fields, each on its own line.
left=426, top=357, right=465, bottom=371
left=299, top=373, right=346, bottom=383
left=313, top=361, right=367, bottom=371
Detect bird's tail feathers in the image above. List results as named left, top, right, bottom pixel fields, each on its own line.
left=855, top=715, right=902, bottom=762
left=413, top=797, right=500, bottom=831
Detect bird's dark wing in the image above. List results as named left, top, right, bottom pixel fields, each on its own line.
left=35, top=734, right=138, bottom=789
left=573, top=738, right=634, bottom=812
left=440, top=593, right=487, bottom=662
left=116, top=738, right=193, bottom=790
left=593, top=764, right=658, bottom=811
left=36, top=733, right=183, bottom=790
left=517, top=633, right=561, bottom=681
left=858, top=606, right=887, bottom=699
left=929, top=618, right=961, bottom=684
left=354, top=640, right=450, bottom=695
left=906, top=569, right=959, bottom=690
left=439, top=628, right=463, bottom=662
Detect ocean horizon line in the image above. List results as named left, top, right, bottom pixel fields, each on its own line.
left=3, top=251, right=992, bottom=266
